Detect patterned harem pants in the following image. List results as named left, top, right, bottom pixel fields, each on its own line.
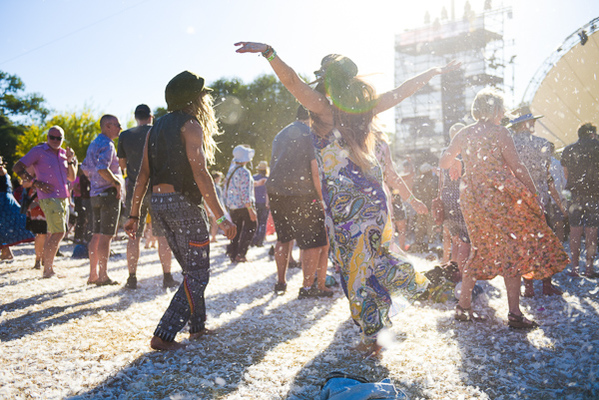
left=150, top=193, right=211, bottom=342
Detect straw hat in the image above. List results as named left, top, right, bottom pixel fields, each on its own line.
left=506, top=105, right=543, bottom=128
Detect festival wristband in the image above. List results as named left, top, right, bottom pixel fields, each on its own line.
left=217, top=212, right=230, bottom=225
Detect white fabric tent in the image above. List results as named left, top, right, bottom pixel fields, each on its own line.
left=524, top=18, right=599, bottom=149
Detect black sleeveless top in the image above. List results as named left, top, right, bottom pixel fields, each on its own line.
left=148, top=111, right=203, bottom=205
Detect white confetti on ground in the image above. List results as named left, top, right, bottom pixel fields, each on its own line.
left=1, top=235, right=598, bottom=399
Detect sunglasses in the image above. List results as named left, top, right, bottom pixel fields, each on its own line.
left=48, top=134, right=63, bottom=141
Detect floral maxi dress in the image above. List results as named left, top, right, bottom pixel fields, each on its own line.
left=459, top=126, right=568, bottom=280
left=314, top=130, right=428, bottom=343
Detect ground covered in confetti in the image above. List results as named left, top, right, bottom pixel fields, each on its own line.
left=1, top=235, right=598, bottom=399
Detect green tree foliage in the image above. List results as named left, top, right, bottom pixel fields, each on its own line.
left=0, top=71, right=49, bottom=122
left=16, top=109, right=100, bottom=162
left=0, top=115, right=24, bottom=168
left=209, top=74, right=300, bottom=173
left=154, top=107, right=168, bottom=119
left=0, top=70, right=49, bottom=169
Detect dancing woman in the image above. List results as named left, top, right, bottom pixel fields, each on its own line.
left=440, top=89, right=568, bottom=329
left=236, top=42, right=458, bottom=352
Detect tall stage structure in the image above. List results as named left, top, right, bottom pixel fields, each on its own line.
left=393, top=4, right=513, bottom=159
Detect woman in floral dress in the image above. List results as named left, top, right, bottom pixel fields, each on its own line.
left=440, top=89, right=569, bottom=329
left=236, top=42, right=459, bottom=352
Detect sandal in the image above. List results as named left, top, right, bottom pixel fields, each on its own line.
left=567, top=269, right=580, bottom=277
left=507, top=312, right=539, bottom=329
left=582, top=270, right=599, bottom=279
left=455, top=304, right=487, bottom=322
left=274, top=282, right=287, bottom=295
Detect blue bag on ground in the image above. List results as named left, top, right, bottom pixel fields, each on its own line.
left=72, top=244, right=89, bottom=259
left=320, top=371, right=407, bottom=400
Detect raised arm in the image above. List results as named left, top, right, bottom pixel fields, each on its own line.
left=235, top=42, right=332, bottom=120
left=374, top=60, right=461, bottom=115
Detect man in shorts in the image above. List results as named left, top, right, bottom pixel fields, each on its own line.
left=81, top=115, right=123, bottom=285
left=118, top=104, right=177, bottom=289
left=267, top=106, right=330, bottom=298
left=13, top=126, right=78, bottom=278
left=561, top=122, right=599, bottom=278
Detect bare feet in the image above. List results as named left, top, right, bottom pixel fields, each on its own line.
left=189, top=329, right=212, bottom=340
left=353, top=342, right=383, bottom=358
left=1, top=247, right=14, bottom=260
left=42, top=271, right=65, bottom=279
left=150, top=336, right=185, bottom=351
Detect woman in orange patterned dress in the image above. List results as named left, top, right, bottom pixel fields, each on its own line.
left=440, top=89, right=569, bottom=329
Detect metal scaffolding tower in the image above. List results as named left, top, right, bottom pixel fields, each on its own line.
left=393, top=4, right=513, bottom=158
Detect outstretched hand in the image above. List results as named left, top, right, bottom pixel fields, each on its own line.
left=234, top=42, right=268, bottom=54
left=437, top=60, right=462, bottom=75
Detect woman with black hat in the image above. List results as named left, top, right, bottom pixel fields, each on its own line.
left=236, top=42, right=458, bottom=354
left=124, top=71, right=236, bottom=351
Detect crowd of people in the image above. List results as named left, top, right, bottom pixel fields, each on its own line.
left=0, top=43, right=597, bottom=355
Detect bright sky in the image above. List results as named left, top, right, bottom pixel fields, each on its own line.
left=1, top=0, right=597, bottom=132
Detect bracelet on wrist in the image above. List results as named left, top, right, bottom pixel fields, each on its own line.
left=128, top=215, right=139, bottom=220
left=261, top=45, right=272, bottom=57
left=262, top=45, right=276, bottom=61
left=217, top=212, right=230, bottom=225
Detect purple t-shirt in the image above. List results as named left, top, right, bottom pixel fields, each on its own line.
left=81, top=133, right=122, bottom=197
left=18, top=143, right=70, bottom=200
